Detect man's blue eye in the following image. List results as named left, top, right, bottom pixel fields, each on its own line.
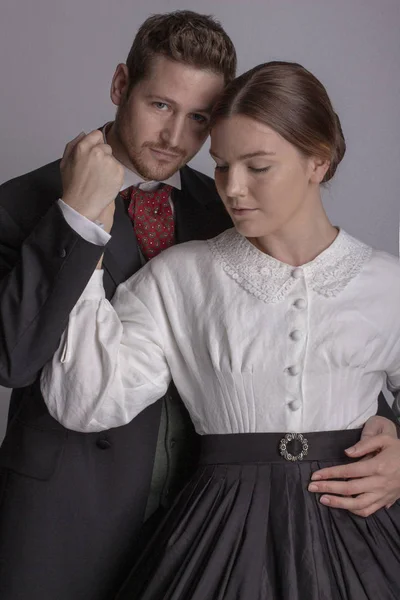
left=153, top=102, right=168, bottom=110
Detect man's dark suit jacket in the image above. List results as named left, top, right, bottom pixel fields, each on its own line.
left=0, top=159, right=232, bottom=600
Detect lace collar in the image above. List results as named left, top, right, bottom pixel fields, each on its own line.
left=208, top=228, right=372, bottom=304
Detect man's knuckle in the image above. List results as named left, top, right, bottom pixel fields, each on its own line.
left=376, top=461, right=386, bottom=476
left=328, top=496, right=340, bottom=508
left=76, top=140, right=87, bottom=155
left=92, top=146, right=104, bottom=159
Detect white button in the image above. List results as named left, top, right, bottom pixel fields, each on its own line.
left=288, top=399, right=301, bottom=411
left=290, top=330, right=302, bottom=341
left=292, top=268, right=303, bottom=279
left=293, top=298, right=307, bottom=309
left=287, top=365, right=300, bottom=376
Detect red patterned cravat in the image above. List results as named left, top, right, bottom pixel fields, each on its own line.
left=121, top=184, right=175, bottom=260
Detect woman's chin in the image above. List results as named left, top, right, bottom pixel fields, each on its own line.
left=232, top=220, right=272, bottom=239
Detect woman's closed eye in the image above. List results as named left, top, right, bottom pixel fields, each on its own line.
left=248, top=166, right=270, bottom=173
left=214, top=164, right=271, bottom=174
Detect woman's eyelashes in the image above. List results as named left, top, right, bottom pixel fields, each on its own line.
left=249, top=166, right=270, bottom=173
left=214, top=164, right=270, bottom=173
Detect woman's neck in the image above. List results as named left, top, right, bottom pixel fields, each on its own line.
left=249, top=203, right=338, bottom=267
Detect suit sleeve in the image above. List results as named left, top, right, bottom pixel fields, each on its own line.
left=376, top=296, right=400, bottom=427
left=0, top=201, right=104, bottom=388
left=41, top=270, right=171, bottom=432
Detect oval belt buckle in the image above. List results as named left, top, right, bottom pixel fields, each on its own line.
left=279, top=433, right=309, bottom=462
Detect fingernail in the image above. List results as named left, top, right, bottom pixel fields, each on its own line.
left=308, top=484, right=318, bottom=492
left=311, top=473, right=321, bottom=481
left=345, top=446, right=356, bottom=454
left=320, top=496, right=330, bottom=505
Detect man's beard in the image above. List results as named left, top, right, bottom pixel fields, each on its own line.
left=132, top=142, right=187, bottom=181
left=114, top=109, right=187, bottom=181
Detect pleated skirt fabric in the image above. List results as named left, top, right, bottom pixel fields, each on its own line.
left=116, top=429, right=400, bottom=600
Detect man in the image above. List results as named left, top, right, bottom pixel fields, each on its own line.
left=0, top=11, right=235, bottom=600
left=0, top=9, right=399, bottom=600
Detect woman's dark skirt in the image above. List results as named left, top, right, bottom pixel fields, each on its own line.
left=116, top=430, right=400, bottom=599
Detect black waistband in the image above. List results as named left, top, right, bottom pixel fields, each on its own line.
left=199, top=429, right=362, bottom=464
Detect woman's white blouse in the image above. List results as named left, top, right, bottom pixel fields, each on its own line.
left=41, top=229, right=400, bottom=434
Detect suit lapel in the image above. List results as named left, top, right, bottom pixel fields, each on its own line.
left=102, top=195, right=142, bottom=299
left=101, top=168, right=230, bottom=297
left=173, top=185, right=231, bottom=243
left=172, top=187, right=213, bottom=243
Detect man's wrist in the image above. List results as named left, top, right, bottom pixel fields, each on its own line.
left=61, top=196, right=99, bottom=222
left=58, top=200, right=111, bottom=246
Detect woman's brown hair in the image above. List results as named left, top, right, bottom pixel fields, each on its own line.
left=211, top=61, right=346, bottom=182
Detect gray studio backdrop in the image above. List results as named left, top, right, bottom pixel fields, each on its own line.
left=1, top=0, right=400, bottom=442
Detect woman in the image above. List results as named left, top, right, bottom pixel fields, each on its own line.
left=42, top=62, right=400, bottom=599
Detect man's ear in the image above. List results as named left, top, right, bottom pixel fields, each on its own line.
left=110, top=64, right=130, bottom=107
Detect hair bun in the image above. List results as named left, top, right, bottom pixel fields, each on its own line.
left=323, top=113, right=346, bottom=182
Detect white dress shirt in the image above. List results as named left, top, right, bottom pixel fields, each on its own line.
left=41, top=229, right=400, bottom=434
left=57, top=123, right=181, bottom=245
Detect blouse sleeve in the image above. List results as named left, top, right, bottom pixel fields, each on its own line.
left=385, top=326, right=400, bottom=393
left=40, top=269, right=171, bottom=432
left=387, top=361, right=400, bottom=392
left=386, top=351, right=400, bottom=417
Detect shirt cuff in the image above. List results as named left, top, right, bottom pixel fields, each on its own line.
left=388, top=374, right=400, bottom=394
left=80, top=269, right=106, bottom=300
left=58, top=199, right=111, bottom=246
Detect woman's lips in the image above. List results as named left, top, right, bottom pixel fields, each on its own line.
left=231, top=207, right=258, bottom=216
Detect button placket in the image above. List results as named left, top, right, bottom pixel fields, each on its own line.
left=287, top=365, right=301, bottom=376
left=284, top=277, right=308, bottom=423
left=288, top=399, right=302, bottom=412
left=293, top=298, right=307, bottom=310
left=290, top=329, right=303, bottom=342
left=291, top=267, right=303, bottom=280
